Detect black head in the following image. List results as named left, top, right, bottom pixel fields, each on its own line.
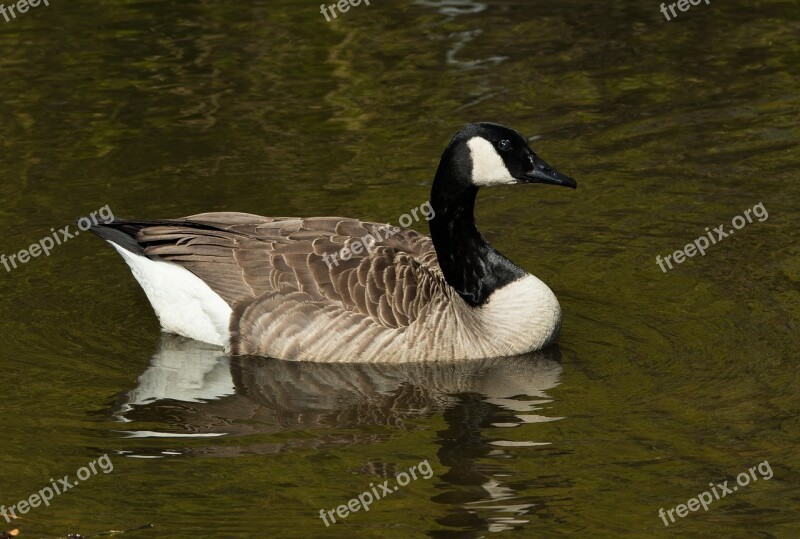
left=439, top=122, right=577, bottom=189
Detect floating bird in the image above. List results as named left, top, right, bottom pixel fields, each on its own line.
left=90, top=123, right=576, bottom=362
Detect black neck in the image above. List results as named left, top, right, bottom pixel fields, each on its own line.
left=428, top=147, right=525, bottom=306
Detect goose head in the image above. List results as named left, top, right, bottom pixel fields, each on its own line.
left=433, top=122, right=577, bottom=192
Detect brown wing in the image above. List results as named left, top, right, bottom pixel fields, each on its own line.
left=133, top=212, right=444, bottom=330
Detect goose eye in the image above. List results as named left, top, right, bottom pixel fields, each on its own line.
left=497, top=139, right=511, bottom=152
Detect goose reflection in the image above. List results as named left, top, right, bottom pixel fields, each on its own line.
left=114, top=334, right=565, bottom=534
left=116, top=335, right=562, bottom=434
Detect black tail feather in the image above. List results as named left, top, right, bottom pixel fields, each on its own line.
left=87, top=218, right=232, bottom=257
left=88, top=221, right=149, bottom=256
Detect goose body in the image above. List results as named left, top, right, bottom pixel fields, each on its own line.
left=91, top=123, right=576, bottom=362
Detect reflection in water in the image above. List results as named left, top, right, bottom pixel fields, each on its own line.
left=415, top=0, right=487, bottom=18
left=416, top=0, right=508, bottom=70
left=115, top=340, right=235, bottom=421
left=115, top=335, right=562, bottom=437
left=415, top=0, right=508, bottom=120
left=114, top=334, right=565, bottom=534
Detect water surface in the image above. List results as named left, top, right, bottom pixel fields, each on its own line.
left=1, top=0, right=798, bottom=537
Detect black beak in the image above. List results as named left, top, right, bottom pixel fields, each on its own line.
left=522, top=155, right=577, bottom=189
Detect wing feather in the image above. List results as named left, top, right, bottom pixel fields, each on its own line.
left=127, top=214, right=443, bottom=343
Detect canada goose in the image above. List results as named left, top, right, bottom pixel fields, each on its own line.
left=90, top=122, right=576, bottom=362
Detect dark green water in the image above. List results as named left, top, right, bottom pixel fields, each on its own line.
left=1, top=0, right=798, bottom=537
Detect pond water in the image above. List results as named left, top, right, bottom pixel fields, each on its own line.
left=0, top=0, right=798, bottom=537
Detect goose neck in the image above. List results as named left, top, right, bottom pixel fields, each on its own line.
left=428, top=165, right=525, bottom=306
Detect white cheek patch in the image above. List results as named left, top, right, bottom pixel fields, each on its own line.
left=467, top=137, right=518, bottom=186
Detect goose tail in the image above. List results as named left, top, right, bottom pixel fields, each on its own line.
left=86, top=218, right=234, bottom=347
left=87, top=219, right=148, bottom=256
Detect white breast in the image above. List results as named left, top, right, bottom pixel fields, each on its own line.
left=108, top=242, right=233, bottom=347
left=477, top=275, right=562, bottom=354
